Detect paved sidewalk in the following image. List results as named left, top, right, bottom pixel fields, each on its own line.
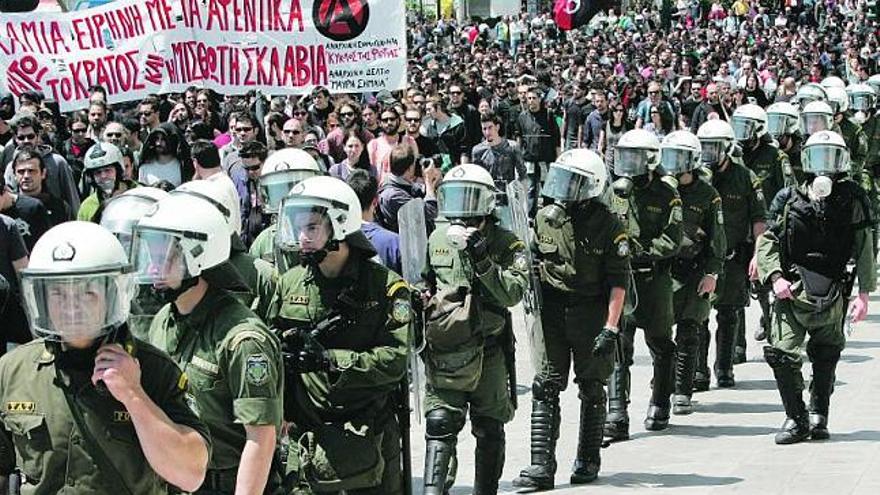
left=407, top=297, right=880, bottom=494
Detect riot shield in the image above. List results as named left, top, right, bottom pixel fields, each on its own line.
left=505, top=181, right=548, bottom=374
left=397, top=199, right=427, bottom=423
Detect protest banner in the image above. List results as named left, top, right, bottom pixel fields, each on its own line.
left=0, top=0, right=408, bottom=111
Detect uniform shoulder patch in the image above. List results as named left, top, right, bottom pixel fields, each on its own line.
left=386, top=280, right=410, bottom=298
left=391, top=297, right=412, bottom=324
left=228, top=329, right=268, bottom=351
left=512, top=250, right=530, bottom=272
left=245, top=354, right=271, bottom=386
left=616, top=238, right=630, bottom=257
left=661, top=175, right=679, bottom=189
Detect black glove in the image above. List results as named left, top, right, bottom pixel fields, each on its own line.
left=593, top=327, right=618, bottom=357
left=297, top=341, right=332, bottom=373
left=465, top=229, right=489, bottom=264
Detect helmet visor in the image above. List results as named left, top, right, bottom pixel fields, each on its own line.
left=802, top=145, right=850, bottom=175
left=731, top=116, right=757, bottom=141
left=260, top=170, right=318, bottom=214
left=767, top=114, right=795, bottom=138
left=438, top=183, right=494, bottom=218
left=800, top=113, right=832, bottom=136
left=20, top=273, right=133, bottom=343
left=613, top=149, right=651, bottom=177
left=543, top=165, right=603, bottom=202
left=795, top=94, right=820, bottom=110
left=276, top=203, right=333, bottom=252
left=699, top=140, right=728, bottom=165
left=661, top=147, right=697, bottom=174
left=850, top=94, right=875, bottom=112
left=130, top=230, right=193, bottom=288
left=100, top=196, right=159, bottom=257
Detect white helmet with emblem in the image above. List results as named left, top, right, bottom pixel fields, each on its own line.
left=99, top=187, right=170, bottom=257
left=846, top=83, right=876, bottom=112
left=802, top=130, right=850, bottom=176
left=438, top=164, right=498, bottom=218
left=661, top=131, right=702, bottom=174
left=697, top=119, right=737, bottom=166
left=799, top=101, right=834, bottom=137
left=276, top=176, right=363, bottom=251
left=766, top=102, right=800, bottom=138
left=172, top=179, right=243, bottom=237
left=260, top=148, right=323, bottom=214
left=794, top=83, right=828, bottom=109
left=19, top=221, right=135, bottom=343
left=731, top=104, right=768, bottom=141
left=544, top=148, right=607, bottom=202
left=820, top=76, right=847, bottom=90
left=614, top=129, right=661, bottom=177
left=825, top=86, right=850, bottom=114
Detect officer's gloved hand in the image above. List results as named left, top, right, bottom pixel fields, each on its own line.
left=593, top=326, right=618, bottom=357
left=465, top=229, right=490, bottom=265
left=771, top=273, right=794, bottom=300
left=297, top=342, right=332, bottom=373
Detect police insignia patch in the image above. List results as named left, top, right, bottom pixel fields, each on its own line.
left=617, top=240, right=630, bottom=257
left=392, top=298, right=412, bottom=324
left=717, top=209, right=724, bottom=225
left=672, top=206, right=683, bottom=223
left=513, top=252, right=529, bottom=272
left=245, top=354, right=270, bottom=386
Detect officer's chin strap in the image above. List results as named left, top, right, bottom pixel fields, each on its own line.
left=300, top=240, right=340, bottom=268
left=152, top=277, right=200, bottom=305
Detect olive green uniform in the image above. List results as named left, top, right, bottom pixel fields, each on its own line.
left=861, top=113, right=880, bottom=249
left=249, top=224, right=299, bottom=273
left=0, top=338, right=211, bottom=494
left=757, top=180, right=875, bottom=439
left=836, top=117, right=877, bottom=251
left=514, top=199, right=629, bottom=487
left=607, top=175, right=682, bottom=433
left=265, top=245, right=410, bottom=495
left=421, top=220, right=528, bottom=494
left=672, top=178, right=726, bottom=398
left=697, top=159, right=766, bottom=387
left=149, top=287, right=283, bottom=493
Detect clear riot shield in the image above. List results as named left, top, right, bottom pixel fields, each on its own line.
left=505, top=181, right=548, bottom=375
left=397, top=199, right=428, bottom=422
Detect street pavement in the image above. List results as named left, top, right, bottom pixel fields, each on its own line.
left=406, top=295, right=880, bottom=494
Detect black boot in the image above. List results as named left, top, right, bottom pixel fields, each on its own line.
left=715, top=307, right=737, bottom=387
left=511, top=391, right=559, bottom=491
left=423, top=409, right=462, bottom=495
left=808, top=345, right=841, bottom=441
left=754, top=291, right=772, bottom=341
left=472, top=417, right=505, bottom=495
left=764, top=346, right=810, bottom=445
left=571, top=384, right=606, bottom=484
left=645, top=351, right=674, bottom=430
left=674, top=320, right=699, bottom=415
left=604, top=362, right=630, bottom=442
left=694, top=320, right=711, bottom=392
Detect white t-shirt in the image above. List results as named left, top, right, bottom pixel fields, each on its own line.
left=138, top=159, right=182, bottom=187
left=204, top=171, right=243, bottom=236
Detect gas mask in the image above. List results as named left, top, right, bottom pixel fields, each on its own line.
left=853, top=111, right=868, bottom=125
left=447, top=218, right=481, bottom=250
left=543, top=201, right=569, bottom=228
left=808, top=175, right=834, bottom=201
left=612, top=177, right=634, bottom=198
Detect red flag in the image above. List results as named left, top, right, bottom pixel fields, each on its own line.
left=553, top=0, right=612, bottom=31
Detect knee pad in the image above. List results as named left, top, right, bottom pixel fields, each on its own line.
left=471, top=416, right=505, bottom=442
left=807, top=344, right=842, bottom=364
left=426, top=408, right=465, bottom=441
left=532, top=379, right=561, bottom=401
left=763, top=346, right=799, bottom=369
left=577, top=381, right=606, bottom=406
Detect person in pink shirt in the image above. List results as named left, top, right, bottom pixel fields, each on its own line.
left=368, top=108, right=418, bottom=183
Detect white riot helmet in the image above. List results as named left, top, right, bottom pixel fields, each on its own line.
left=172, top=180, right=242, bottom=237
left=799, top=101, right=834, bottom=137
left=820, top=76, right=847, bottom=90
left=19, top=222, right=135, bottom=343
left=731, top=104, right=768, bottom=142
left=766, top=102, right=800, bottom=138
left=276, top=176, right=362, bottom=253
left=802, top=130, right=850, bottom=176
left=825, top=86, right=849, bottom=114
left=543, top=148, right=607, bottom=202
left=131, top=194, right=231, bottom=289
left=661, top=131, right=702, bottom=174
left=438, top=164, right=498, bottom=218
left=260, top=148, right=323, bottom=214
left=83, top=142, right=124, bottom=195
left=697, top=119, right=736, bottom=168
left=867, top=75, right=880, bottom=100
left=794, top=83, right=828, bottom=110
left=847, top=84, right=876, bottom=125
left=100, top=187, right=170, bottom=257
left=614, top=129, right=661, bottom=178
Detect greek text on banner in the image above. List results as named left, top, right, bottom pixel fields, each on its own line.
left=0, top=0, right=408, bottom=111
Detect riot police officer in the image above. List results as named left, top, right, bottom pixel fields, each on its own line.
left=695, top=120, right=766, bottom=390
left=512, top=149, right=629, bottom=490
left=800, top=101, right=835, bottom=139
left=605, top=129, right=682, bottom=440
left=826, top=86, right=868, bottom=178
left=421, top=164, right=528, bottom=494
left=757, top=130, right=875, bottom=444
left=850, top=83, right=880, bottom=252
left=793, top=83, right=828, bottom=111
left=266, top=176, right=410, bottom=494
left=767, top=102, right=804, bottom=184
left=661, top=131, right=726, bottom=415
left=134, top=195, right=283, bottom=494
left=731, top=104, right=791, bottom=364
left=0, top=222, right=210, bottom=494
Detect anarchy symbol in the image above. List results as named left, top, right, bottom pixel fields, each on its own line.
left=313, top=0, right=371, bottom=42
